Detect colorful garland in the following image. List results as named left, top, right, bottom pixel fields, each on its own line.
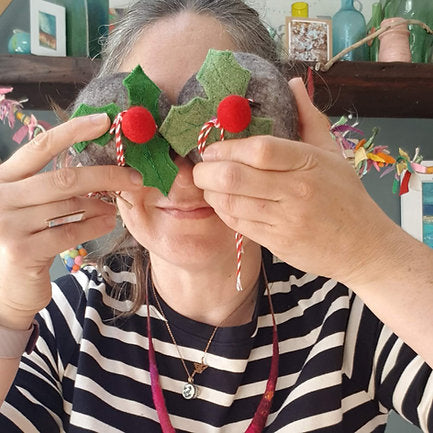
left=0, top=87, right=51, bottom=144
left=330, top=115, right=432, bottom=195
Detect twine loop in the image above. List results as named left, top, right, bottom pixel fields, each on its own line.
left=110, top=111, right=127, bottom=167
left=197, top=117, right=244, bottom=291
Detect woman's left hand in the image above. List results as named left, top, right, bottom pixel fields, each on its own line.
left=193, top=77, right=398, bottom=284
left=194, top=77, right=433, bottom=366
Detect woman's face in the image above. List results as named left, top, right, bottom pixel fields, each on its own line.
left=117, top=12, right=246, bottom=268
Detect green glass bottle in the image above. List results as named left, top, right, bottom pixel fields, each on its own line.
left=384, top=0, right=433, bottom=62
left=381, top=0, right=393, bottom=16
left=366, top=2, right=383, bottom=61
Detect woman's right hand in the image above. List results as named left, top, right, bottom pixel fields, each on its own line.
left=0, top=113, right=143, bottom=330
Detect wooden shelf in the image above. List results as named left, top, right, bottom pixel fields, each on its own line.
left=284, top=60, right=433, bottom=118
left=0, top=55, right=100, bottom=111
left=2, top=54, right=433, bottom=118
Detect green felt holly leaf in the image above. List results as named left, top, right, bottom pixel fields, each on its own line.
left=248, top=116, right=274, bottom=137
left=159, top=49, right=273, bottom=157
left=72, top=103, right=121, bottom=152
left=196, top=50, right=251, bottom=103
left=158, top=97, right=213, bottom=157
left=124, top=135, right=177, bottom=196
left=123, top=65, right=162, bottom=124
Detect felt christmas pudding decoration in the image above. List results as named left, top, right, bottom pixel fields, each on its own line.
left=70, top=67, right=177, bottom=196
left=159, top=49, right=298, bottom=164
left=70, top=49, right=298, bottom=195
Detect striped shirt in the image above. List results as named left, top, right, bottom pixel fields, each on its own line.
left=1, top=250, right=432, bottom=432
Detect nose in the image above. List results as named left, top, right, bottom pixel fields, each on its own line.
left=172, top=155, right=195, bottom=188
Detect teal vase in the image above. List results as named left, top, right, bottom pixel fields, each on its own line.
left=384, top=0, right=433, bottom=63
left=366, top=2, right=383, bottom=61
left=332, top=0, right=368, bottom=60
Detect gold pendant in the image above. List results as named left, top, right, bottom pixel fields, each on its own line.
left=182, top=382, right=198, bottom=399
left=193, top=362, right=208, bottom=375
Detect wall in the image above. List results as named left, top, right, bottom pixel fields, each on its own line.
left=247, top=0, right=376, bottom=28
left=0, top=2, right=431, bottom=432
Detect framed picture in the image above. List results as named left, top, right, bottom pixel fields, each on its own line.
left=285, top=17, right=332, bottom=63
left=0, top=0, right=13, bottom=16
left=401, top=162, right=433, bottom=248
left=30, top=0, right=66, bottom=57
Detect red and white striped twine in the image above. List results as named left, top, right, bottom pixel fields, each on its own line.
left=88, top=112, right=131, bottom=201
left=110, top=111, right=127, bottom=167
left=235, top=232, right=243, bottom=292
left=197, top=118, right=244, bottom=292
left=197, top=118, right=224, bottom=156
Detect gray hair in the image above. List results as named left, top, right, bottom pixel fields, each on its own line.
left=98, top=0, right=277, bottom=77
left=81, top=0, right=283, bottom=317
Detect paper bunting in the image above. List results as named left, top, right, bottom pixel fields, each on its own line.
left=330, top=116, right=432, bottom=196
left=0, top=87, right=51, bottom=144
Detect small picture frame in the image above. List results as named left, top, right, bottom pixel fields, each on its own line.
left=30, top=0, right=66, bottom=57
left=401, top=162, right=433, bottom=249
left=285, top=17, right=332, bottom=63
left=0, top=0, right=13, bottom=16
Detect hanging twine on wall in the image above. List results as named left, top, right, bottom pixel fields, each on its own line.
left=316, top=18, right=433, bottom=72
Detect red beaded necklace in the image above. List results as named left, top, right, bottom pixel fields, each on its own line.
left=145, top=267, right=279, bottom=433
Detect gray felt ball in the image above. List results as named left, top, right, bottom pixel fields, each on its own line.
left=69, top=72, right=172, bottom=167
left=70, top=52, right=298, bottom=167
left=178, top=52, right=298, bottom=164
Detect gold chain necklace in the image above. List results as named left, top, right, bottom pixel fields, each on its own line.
left=150, top=272, right=258, bottom=400
left=146, top=262, right=279, bottom=432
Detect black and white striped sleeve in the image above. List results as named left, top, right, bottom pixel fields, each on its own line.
left=344, top=293, right=433, bottom=432
left=0, top=271, right=90, bottom=432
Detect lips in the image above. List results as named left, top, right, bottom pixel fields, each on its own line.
left=157, top=204, right=215, bottom=219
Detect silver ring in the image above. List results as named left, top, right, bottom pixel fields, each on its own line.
left=46, top=210, right=86, bottom=228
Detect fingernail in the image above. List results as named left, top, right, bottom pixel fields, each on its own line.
left=130, top=169, right=143, bottom=185
left=87, top=113, right=109, bottom=123
left=288, top=76, right=303, bottom=89
left=202, top=146, right=217, bottom=161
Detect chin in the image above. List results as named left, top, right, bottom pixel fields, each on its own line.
left=142, top=227, right=238, bottom=267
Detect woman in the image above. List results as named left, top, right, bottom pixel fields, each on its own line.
left=0, top=0, right=432, bottom=431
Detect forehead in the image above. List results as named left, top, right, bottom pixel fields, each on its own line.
left=119, top=11, right=238, bottom=103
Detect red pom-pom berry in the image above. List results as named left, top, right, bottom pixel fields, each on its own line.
left=121, top=106, right=157, bottom=143
left=216, top=95, right=252, bottom=133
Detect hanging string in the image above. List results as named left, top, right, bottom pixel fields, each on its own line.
left=109, top=111, right=127, bottom=167
left=197, top=118, right=224, bottom=153
left=235, top=232, right=243, bottom=292
left=86, top=111, right=132, bottom=207
left=197, top=118, right=244, bottom=291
